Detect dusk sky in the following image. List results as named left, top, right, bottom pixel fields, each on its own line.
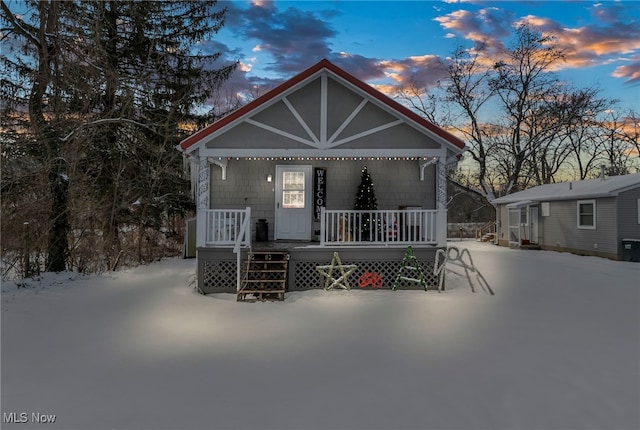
left=207, top=0, right=640, bottom=114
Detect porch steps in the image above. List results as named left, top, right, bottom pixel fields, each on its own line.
left=479, top=233, right=496, bottom=242
left=237, top=250, right=289, bottom=302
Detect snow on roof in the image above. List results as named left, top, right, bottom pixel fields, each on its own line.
left=492, top=173, right=640, bottom=204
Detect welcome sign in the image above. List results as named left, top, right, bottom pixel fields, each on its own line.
left=314, top=168, right=326, bottom=220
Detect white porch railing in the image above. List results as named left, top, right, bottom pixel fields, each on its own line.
left=202, top=208, right=252, bottom=247
left=196, top=208, right=252, bottom=292
left=199, top=207, right=445, bottom=248
left=320, top=208, right=444, bottom=246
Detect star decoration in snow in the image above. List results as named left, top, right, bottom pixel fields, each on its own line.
left=316, top=252, right=357, bottom=290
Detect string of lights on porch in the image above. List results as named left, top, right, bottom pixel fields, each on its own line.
left=208, top=156, right=439, bottom=161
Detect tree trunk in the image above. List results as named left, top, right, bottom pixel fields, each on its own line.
left=27, top=1, right=70, bottom=272
left=47, top=157, right=70, bottom=272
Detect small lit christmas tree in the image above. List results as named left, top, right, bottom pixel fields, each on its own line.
left=354, top=166, right=378, bottom=240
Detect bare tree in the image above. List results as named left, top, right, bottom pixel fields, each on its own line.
left=443, top=46, right=498, bottom=198
left=396, top=79, right=444, bottom=126
left=489, top=25, right=568, bottom=193
left=598, top=109, right=640, bottom=176
left=399, top=24, right=630, bottom=199
left=527, top=88, right=610, bottom=183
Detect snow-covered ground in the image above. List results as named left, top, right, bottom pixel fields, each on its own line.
left=1, top=241, right=639, bottom=430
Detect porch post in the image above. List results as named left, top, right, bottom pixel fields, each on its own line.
left=436, top=156, right=448, bottom=247
left=196, top=156, right=210, bottom=248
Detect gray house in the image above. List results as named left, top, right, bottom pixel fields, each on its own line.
left=178, top=59, right=465, bottom=295
left=492, top=174, right=640, bottom=261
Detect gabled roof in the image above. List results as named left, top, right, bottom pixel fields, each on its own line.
left=178, top=59, right=466, bottom=153
left=492, top=174, right=640, bottom=204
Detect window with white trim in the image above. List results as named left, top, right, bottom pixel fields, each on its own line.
left=577, top=200, right=596, bottom=229
left=282, top=171, right=305, bottom=208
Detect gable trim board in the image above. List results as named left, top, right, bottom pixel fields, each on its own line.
left=178, top=59, right=465, bottom=157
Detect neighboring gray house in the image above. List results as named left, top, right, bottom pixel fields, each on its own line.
left=177, top=59, right=465, bottom=294
left=492, top=174, right=640, bottom=261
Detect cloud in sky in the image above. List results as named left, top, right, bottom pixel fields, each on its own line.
left=612, top=60, right=640, bottom=85
left=226, top=1, right=336, bottom=74
left=436, top=4, right=640, bottom=82
left=207, top=1, right=639, bottom=110
left=216, top=1, right=451, bottom=98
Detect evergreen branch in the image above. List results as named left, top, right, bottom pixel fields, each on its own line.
left=59, top=118, right=159, bottom=142
left=0, top=0, right=41, bottom=49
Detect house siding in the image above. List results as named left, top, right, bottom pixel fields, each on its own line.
left=336, top=123, right=440, bottom=150
left=535, top=205, right=544, bottom=244
left=539, top=198, right=616, bottom=255
left=497, top=197, right=622, bottom=259
left=326, top=76, right=368, bottom=137
left=205, top=121, right=311, bottom=149
left=616, top=187, right=640, bottom=257
left=496, top=205, right=508, bottom=245
left=210, top=159, right=436, bottom=241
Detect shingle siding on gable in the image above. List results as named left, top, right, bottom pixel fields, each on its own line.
left=287, top=76, right=322, bottom=136
left=209, top=160, right=436, bottom=240
left=325, top=77, right=364, bottom=137
left=251, top=100, right=312, bottom=139
left=202, top=71, right=449, bottom=153
left=206, top=121, right=311, bottom=149
left=181, top=60, right=466, bottom=153
left=336, top=123, right=439, bottom=150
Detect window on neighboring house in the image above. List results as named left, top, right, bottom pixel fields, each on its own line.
left=577, top=200, right=596, bottom=229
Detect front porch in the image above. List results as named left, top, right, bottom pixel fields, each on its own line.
left=195, top=207, right=444, bottom=294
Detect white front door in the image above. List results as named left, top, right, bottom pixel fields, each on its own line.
left=275, top=165, right=312, bottom=240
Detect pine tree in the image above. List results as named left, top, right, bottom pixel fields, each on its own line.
left=354, top=166, right=378, bottom=210
left=354, top=166, right=378, bottom=240
left=76, top=0, right=236, bottom=263
left=1, top=0, right=236, bottom=271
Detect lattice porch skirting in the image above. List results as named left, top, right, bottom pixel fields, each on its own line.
left=290, top=260, right=437, bottom=291
left=197, top=247, right=439, bottom=294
